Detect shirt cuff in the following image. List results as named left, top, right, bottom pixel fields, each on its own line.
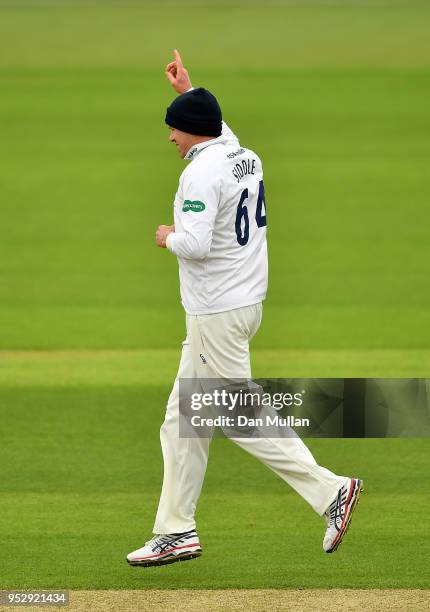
left=166, top=232, right=176, bottom=253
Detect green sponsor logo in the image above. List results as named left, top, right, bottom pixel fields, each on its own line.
left=183, top=200, right=206, bottom=213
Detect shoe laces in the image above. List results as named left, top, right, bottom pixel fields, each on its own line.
left=145, top=531, right=196, bottom=552
left=145, top=534, right=174, bottom=547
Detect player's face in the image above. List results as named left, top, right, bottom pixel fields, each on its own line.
left=168, top=127, right=193, bottom=158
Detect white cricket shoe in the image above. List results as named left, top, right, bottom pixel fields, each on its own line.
left=323, top=478, right=363, bottom=553
left=127, top=530, right=202, bottom=567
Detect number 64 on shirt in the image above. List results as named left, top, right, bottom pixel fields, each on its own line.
left=235, top=180, right=267, bottom=246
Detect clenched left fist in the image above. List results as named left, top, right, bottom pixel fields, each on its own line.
left=156, top=224, right=175, bottom=248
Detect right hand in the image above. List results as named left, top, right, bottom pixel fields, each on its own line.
left=165, top=49, right=192, bottom=94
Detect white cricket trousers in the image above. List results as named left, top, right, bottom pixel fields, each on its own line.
left=153, top=303, right=348, bottom=534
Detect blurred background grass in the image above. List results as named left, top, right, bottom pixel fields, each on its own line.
left=1, top=0, right=430, bottom=352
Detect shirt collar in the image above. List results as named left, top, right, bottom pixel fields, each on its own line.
left=184, top=134, right=227, bottom=161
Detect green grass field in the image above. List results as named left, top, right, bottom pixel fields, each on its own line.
left=1, top=350, right=429, bottom=590
left=1, top=1, right=430, bottom=350
left=0, top=351, right=429, bottom=590
left=1, top=0, right=429, bottom=591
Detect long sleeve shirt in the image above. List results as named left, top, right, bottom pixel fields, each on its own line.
left=166, top=120, right=268, bottom=315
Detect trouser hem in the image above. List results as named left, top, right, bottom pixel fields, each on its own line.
left=153, top=522, right=197, bottom=536
left=314, top=476, right=350, bottom=516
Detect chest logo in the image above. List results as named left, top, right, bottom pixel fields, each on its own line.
left=183, top=200, right=206, bottom=213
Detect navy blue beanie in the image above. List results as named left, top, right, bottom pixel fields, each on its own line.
left=165, top=87, right=222, bottom=137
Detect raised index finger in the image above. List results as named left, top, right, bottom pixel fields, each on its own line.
left=174, top=49, right=183, bottom=67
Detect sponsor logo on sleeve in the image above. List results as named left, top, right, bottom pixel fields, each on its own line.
left=182, top=200, right=206, bottom=212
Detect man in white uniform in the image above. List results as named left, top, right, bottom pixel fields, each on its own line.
left=127, top=51, right=362, bottom=567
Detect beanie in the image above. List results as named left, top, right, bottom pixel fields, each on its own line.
left=165, top=87, right=222, bottom=137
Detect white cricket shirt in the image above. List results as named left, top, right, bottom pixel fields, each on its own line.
left=166, top=121, right=268, bottom=315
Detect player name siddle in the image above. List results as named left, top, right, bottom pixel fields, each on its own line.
left=190, top=415, right=310, bottom=428
left=232, top=158, right=256, bottom=182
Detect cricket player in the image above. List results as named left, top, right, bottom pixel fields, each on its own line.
left=127, top=51, right=362, bottom=567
